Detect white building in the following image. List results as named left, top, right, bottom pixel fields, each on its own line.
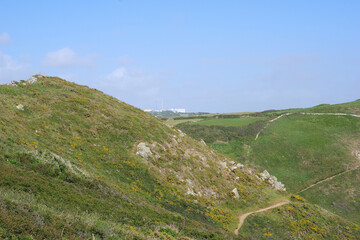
left=170, top=108, right=186, bottom=113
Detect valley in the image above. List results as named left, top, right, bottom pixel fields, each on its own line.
left=0, top=76, right=359, bottom=239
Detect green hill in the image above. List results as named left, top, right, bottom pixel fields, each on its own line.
left=177, top=100, right=360, bottom=227
left=0, top=76, right=359, bottom=239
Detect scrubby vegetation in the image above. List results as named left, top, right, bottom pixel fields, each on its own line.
left=0, top=76, right=358, bottom=239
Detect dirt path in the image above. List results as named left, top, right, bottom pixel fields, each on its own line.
left=234, top=200, right=290, bottom=235
left=297, top=164, right=360, bottom=193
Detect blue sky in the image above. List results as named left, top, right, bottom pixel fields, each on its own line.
left=1, top=0, right=359, bottom=112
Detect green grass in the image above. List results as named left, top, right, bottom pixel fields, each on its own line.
left=178, top=99, right=360, bottom=228
left=250, top=114, right=360, bottom=191
left=192, top=117, right=266, bottom=127
left=0, top=76, right=358, bottom=239
left=0, top=76, right=284, bottom=239
left=307, top=99, right=360, bottom=114
left=301, top=168, right=360, bottom=224
left=240, top=201, right=360, bottom=239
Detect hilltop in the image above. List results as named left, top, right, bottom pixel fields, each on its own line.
left=0, top=76, right=359, bottom=239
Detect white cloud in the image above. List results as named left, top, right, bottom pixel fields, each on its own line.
left=43, top=47, right=96, bottom=67
left=0, top=33, right=11, bottom=45
left=99, top=67, right=161, bottom=104
left=0, top=51, right=32, bottom=82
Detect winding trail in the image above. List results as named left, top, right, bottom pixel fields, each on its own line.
left=234, top=200, right=290, bottom=235
left=297, top=164, right=360, bottom=194
left=235, top=112, right=360, bottom=235
left=254, top=111, right=360, bottom=192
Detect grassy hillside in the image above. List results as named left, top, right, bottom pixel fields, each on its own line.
left=0, top=75, right=280, bottom=239
left=0, top=76, right=358, bottom=239
left=190, top=117, right=266, bottom=127
left=177, top=100, right=360, bottom=228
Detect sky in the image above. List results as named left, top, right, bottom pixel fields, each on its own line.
left=0, top=0, right=359, bottom=113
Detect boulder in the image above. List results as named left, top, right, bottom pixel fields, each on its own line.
left=136, top=142, right=153, bottom=159
left=16, top=104, right=24, bottom=111
left=232, top=188, right=240, bottom=199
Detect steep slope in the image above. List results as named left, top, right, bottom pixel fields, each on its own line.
left=0, top=75, right=282, bottom=239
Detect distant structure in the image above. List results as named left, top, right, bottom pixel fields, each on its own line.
left=169, top=108, right=186, bottom=113
left=144, top=108, right=186, bottom=113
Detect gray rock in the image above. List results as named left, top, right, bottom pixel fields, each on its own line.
left=16, top=104, right=24, bottom=111
left=0, top=81, right=17, bottom=86
left=232, top=188, right=240, bottom=199
left=236, top=163, right=244, bottom=169
left=259, top=170, right=286, bottom=191
left=136, top=142, right=153, bottom=159
left=26, top=76, right=37, bottom=84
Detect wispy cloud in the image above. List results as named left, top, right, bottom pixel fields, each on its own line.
left=43, top=47, right=97, bottom=67
left=0, top=51, right=32, bottom=82
left=102, top=67, right=161, bottom=98
left=0, top=32, right=11, bottom=45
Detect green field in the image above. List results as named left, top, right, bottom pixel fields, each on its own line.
left=250, top=114, right=360, bottom=192
left=192, top=117, right=266, bottom=127
left=178, top=100, right=360, bottom=227
left=301, top=168, right=360, bottom=224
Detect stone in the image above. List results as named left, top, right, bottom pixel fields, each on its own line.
left=232, top=188, right=240, bottom=199
left=259, top=170, right=286, bottom=191
left=236, top=163, right=244, bottom=169
left=26, top=76, right=37, bottom=84
left=136, top=142, right=153, bottom=159
left=200, top=139, right=206, bottom=146
left=16, top=104, right=24, bottom=111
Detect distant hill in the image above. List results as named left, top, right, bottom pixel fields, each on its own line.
left=177, top=99, right=360, bottom=227
left=148, top=110, right=210, bottom=118
left=0, top=76, right=358, bottom=239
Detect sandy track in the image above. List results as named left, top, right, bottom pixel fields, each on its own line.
left=234, top=200, right=290, bottom=235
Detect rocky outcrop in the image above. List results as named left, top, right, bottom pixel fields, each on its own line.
left=26, top=76, right=38, bottom=84
left=231, top=163, right=244, bottom=171
left=136, top=142, right=153, bottom=159
left=259, top=170, right=286, bottom=191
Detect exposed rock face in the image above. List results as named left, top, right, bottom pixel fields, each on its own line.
left=136, top=142, right=153, bottom=159
left=232, top=188, right=240, bottom=199
left=0, top=81, right=17, bottom=86
left=26, top=76, right=38, bottom=84
left=16, top=104, right=24, bottom=111
left=231, top=163, right=244, bottom=171
left=259, top=170, right=286, bottom=191
left=0, top=75, right=39, bottom=86
left=200, top=139, right=206, bottom=146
